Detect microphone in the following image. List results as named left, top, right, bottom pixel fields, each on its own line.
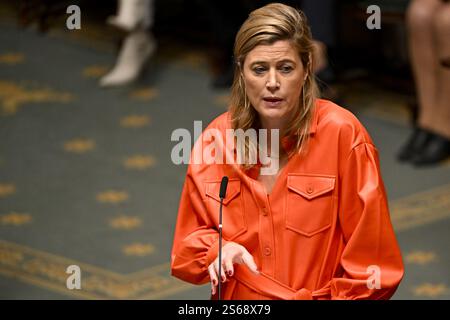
left=219, top=176, right=228, bottom=199
left=218, top=176, right=228, bottom=300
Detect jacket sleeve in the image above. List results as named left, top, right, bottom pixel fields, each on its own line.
left=328, top=142, right=404, bottom=299
left=171, top=168, right=229, bottom=285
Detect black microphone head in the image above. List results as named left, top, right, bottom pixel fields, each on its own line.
left=219, top=176, right=229, bottom=199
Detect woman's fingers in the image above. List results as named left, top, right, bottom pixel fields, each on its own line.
left=224, top=257, right=234, bottom=277
left=208, top=242, right=259, bottom=295
left=241, top=251, right=259, bottom=274
left=208, top=263, right=218, bottom=295
left=213, top=257, right=227, bottom=283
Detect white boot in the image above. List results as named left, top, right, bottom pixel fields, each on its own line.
left=100, top=30, right=156, bottom=87
left=107, top=0, right=153, bottom=32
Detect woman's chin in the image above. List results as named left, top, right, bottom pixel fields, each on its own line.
left=259, top=108, right=287, bottom=120
left=257, top=109, right=289, bottom=129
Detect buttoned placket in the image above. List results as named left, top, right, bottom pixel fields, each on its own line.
left=251, top=178, right=276, bottom=278
left=242, top=137, right=296, bottom=279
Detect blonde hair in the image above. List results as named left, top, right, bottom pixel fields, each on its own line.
left=229, top=2, right=318, bottom=168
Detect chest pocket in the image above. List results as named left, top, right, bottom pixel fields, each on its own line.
left=204, top=179, right=247, bottom=240
left=286, top=174, right=336, bottom=237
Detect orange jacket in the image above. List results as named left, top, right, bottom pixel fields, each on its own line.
left=171, top=99, right=404, bottom=299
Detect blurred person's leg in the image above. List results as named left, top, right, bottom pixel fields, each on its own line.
left=429, top=2, right=450, bottom=139
left=100, top=0, right=156, bottom=87
left=411, top=2, right=450, bottom=165
left=107, top=0, right=152, bottom=31
left=437, top=2, right=450, bottom=70
left=100, top=29, right=155, bottom=87
left=397, top=0, right=442, bottom=162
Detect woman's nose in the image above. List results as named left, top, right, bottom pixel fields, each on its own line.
left=265, top=71, right=280, bottom=90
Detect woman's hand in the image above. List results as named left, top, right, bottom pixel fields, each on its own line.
left=207, top=242, right=259, bottom=295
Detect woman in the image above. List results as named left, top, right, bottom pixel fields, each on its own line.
left=397, top=0, right=450, bottom=165
left=171, top=3, right=404, bottom=300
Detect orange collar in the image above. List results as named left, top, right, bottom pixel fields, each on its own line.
left=309, top=103, right=319, bottom=135
left=281, top=103, right=319, bottom=154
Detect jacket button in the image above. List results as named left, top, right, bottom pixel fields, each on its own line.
left=262, top=207, right=268, bottom=216
left=264, top=247, right=271, bottom=256
left=306, top=184, right=314, bottom=194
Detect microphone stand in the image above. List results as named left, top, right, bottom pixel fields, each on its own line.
left=218, top=197, right=223, bottom=301
left=217, top=176, right=228, bottom=301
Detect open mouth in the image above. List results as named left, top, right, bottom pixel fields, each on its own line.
left=263, top=97, right=283, bottom=102
left=263, top=97, right=283, bottom=107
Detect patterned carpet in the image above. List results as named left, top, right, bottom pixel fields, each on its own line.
left=0, top=7, right=449, bottom=300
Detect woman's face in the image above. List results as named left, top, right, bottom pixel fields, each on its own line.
left=242, top=40, right=307, bottom=130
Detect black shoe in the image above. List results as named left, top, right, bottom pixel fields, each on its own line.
left=397, top=127, right=433, bottom=162
left=411, top=133, right=450, bottom=166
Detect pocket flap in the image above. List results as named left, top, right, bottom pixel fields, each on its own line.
left=287, top=174, right=335, bottom=200
left=205, top=179, right=241, bottom=205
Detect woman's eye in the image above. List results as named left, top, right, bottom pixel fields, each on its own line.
left=280, top=65, right=293, bottom=73
left=253, top=67, right=266, bottom=74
